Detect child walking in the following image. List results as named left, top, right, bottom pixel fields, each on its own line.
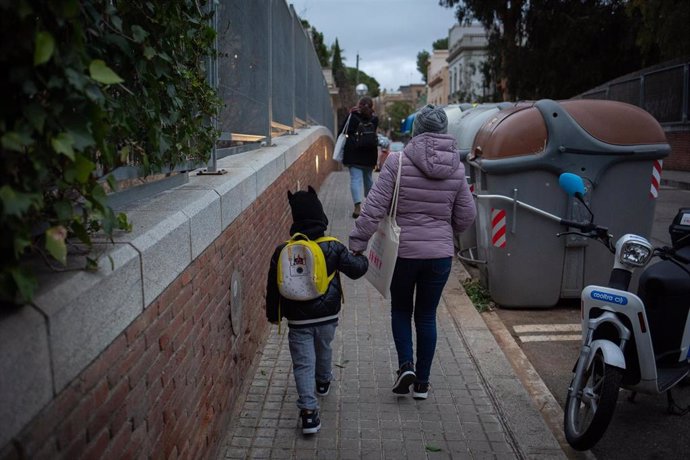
left=266, top=186, right=368, bottom=434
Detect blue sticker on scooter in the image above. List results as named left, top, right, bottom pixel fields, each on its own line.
left=591, top=290, right=628, bottom=305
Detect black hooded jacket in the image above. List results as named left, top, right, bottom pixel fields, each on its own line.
left=265, top=187, right=368, bottom=328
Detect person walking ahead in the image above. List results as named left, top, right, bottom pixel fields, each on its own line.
left=341, top=96, right=379, bottom=218
left=266, top=186, right=368, bottom=434
left=348, top=105, right=476, bottom=399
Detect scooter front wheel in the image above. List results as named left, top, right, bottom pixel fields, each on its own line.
left=564, top=351, right=623, bottom=451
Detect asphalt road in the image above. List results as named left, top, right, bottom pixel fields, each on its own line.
left=483, top=184, right=690, bottom=459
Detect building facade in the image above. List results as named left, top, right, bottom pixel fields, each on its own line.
left=427, top=49, right=449, bottom=106
left=447, top=23, right=489, bottom=103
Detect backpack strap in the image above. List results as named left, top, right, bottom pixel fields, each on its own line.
left=316, top=236, right=346, bottom=303
left=315, top=236, right=339, bottom=284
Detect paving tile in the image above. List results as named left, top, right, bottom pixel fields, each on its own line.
left=216, top=171, right=534, bottom=459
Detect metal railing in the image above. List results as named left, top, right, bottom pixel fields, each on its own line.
left=579, top=59, right=689, bottom=127
left=212, top=0, right=334, bottom=159
left=108, top=0, right=335, bottom=200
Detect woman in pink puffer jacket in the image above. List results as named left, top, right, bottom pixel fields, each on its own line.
left=349, top=104, right=477, bottom=400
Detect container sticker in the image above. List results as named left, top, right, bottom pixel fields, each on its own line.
left=680, top=213, right=690, bottom=226
left=649, top=159, right=663, bottom=199
left=591, top=290, right=628, bottom=305
left=491, top=208, right=507, bottom=248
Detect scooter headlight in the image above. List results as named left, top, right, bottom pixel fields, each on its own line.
left=619, top=240, right=652, bottom=267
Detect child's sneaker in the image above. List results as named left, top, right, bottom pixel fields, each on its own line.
left=412, top=382, right=430, bottom=400
left=316, top=380, right=330, bottom=397
left=392, top=362, right=416, bottom=394
left=300, top=409, right=321, bottom=434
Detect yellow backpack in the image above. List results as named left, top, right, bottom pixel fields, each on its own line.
left=277, top=233, right=339, bottom=300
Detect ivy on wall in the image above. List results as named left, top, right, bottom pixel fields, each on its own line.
left=0, top=0, right=221, bottom=306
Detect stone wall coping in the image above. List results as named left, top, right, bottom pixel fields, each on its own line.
left=0, top=125, right=333, bottom=449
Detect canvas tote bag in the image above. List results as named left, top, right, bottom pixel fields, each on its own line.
left=365, top=153, right=403, bottom=298
left=333, top=114, right=351, bottom=162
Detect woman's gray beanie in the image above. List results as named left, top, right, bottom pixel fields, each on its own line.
left=412, top=104, right=448, bottom=136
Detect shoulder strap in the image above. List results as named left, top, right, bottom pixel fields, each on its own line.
left=339, top=114, right=352, bottom=136
left=389, top=153, right=403, bottom=219
left=315, top=236, right=339, bottom=244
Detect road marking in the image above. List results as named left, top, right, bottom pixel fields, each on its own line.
left=519, top=334, right=582, bottom=343
left=513, top=324, right=581, bottom=333
left=513, top=324, right=582, bottom=343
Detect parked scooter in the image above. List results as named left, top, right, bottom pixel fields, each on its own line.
left=556, top=173, right=690, bottom=451
left=476, top=172, right=690, bottom=451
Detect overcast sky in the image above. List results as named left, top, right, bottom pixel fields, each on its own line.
left=288, top=0, right=458, bottom=92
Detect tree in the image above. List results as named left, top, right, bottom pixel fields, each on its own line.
left=300, top=19, right=331, bottom=67
left=627, top=0, right=690, bottom=66
left=416, top=50, right=430, bottom=84
left=518, top=0, right=641, bottom=99
left=417, top=38, right=449, bottom=84
left=432, top=38, right=449, bottom=50
left=387, top=101, right=414, bottom=138
left=440, top=0, right=647, bottom=100
left=346, top=68, right=380, bottom=98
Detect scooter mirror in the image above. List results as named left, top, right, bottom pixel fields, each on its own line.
left=559, top=173, right=586, bottom=198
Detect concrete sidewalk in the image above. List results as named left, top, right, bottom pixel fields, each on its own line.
left=218, top=170, right=565, bottom=459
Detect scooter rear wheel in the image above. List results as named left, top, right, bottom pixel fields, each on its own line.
left=564, top=351, right=623, bottom=451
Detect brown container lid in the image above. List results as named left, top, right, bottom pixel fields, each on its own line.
left=472, top=100, right=667, bottom=160
left=559, top=100, right=667, bottom=145
left=472, top=104, right=547, bottom=160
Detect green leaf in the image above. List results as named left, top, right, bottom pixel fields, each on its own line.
left=117, top=212, right=132, bottom=232
left=131, top=25, right=148, bottom=43
left=53, top=200, right=73, bottom=221
left=65, top=67, right=88, bottom=91
left=118, top=145, right=131, bottom=163
left=45, top=226, right=68, bottom=265
left=23, top=104, right=47, bottom=132
left=106, top=174, right=118, bottom=192
left=51, top=132, right=75, bottom=160
left=1, top=132, right=25, bottom=152
left=13, top=236, right=31, bottom=258
left=89, top=59, right=124, bottom=85
left=91, top=184, right=107, bottom=208
left=62, top=0, right=79, bottom=18
left=425, top=445, right=442, bottom=453
left=66, top=126, right=96, bottom=151
left=85, top=257, right=99, bottom=271
left=34, top=31, right=55, bottom=66
left=0, top=185, right=41, bottom=216
left=10, top=267, right=38, bottom=303
left=143, top=46, right=156, bottom=60
left=111, top=16, right=123, bottom=31
left=64, top=154, right=95, bottom=183
left=71, top=220, right=90, bottom=244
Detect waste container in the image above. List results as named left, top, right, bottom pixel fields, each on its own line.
left=468, top=99, right=670, bottom=308
left=447, top=103, right=512, bottom=258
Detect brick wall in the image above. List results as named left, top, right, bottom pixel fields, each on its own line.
left=664, top=129, right=690, bottom=171
left=1, top=136, right=337, bottom=460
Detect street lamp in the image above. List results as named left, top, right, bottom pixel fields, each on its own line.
left=356, top=83, right=368, bottom=97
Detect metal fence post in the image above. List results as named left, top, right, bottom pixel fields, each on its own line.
left=266, top=0, right=273, bottom=147
left=198, top=0, right=226, bottom=175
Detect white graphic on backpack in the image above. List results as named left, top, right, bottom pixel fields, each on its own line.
left=277, top=233, right=338, bottom=301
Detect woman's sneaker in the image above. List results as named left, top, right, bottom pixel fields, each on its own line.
left=316, top=380, right=330, bottom=397
left=300, top=409, right=321, bottom=434
left=412, top=382, right=430, bottom=400
left=392, top=362, right=416, bottom=394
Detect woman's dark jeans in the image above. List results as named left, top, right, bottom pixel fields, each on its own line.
left=390, top=256, right=452, bottom=383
